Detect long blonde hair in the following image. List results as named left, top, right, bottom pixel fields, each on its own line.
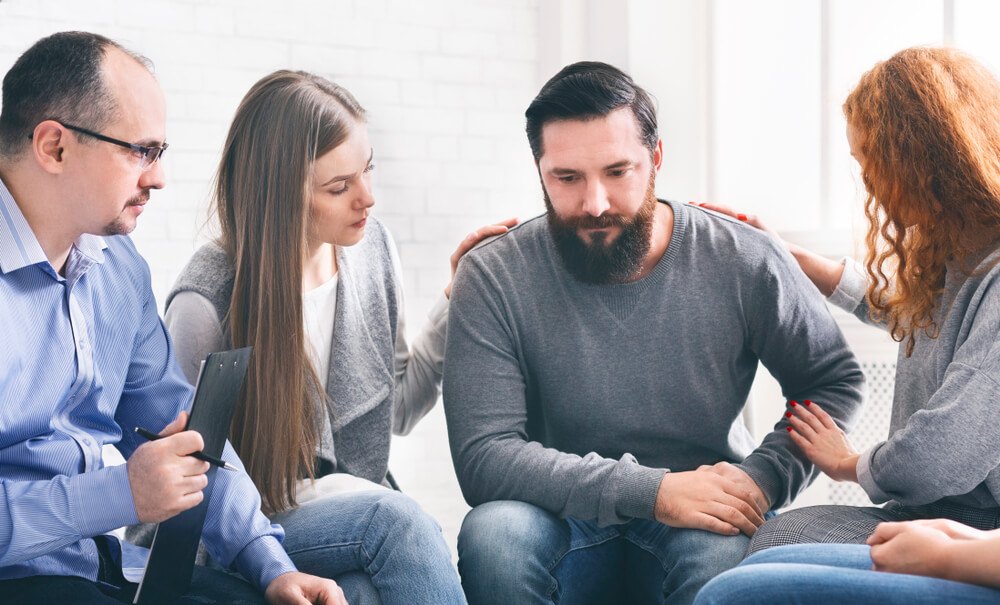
left=213, top=70, right=365, bottom=513
left=843, top=47, right=1000, bottom=355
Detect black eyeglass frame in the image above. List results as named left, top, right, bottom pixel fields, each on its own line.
left=30, top=121, right=168, bottom=170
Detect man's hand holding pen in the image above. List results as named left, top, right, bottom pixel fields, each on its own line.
left=127, top=411, right=212, bottom=523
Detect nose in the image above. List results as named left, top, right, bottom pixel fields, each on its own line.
left=357, top=174, right=375, bottom=209
left=582, top=178, right=610, bottom=217
left=138, top=158, right=166, bottom=191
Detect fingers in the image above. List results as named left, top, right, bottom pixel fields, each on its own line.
left=703, top=499, right=760, bottom=537
left=691, top=201, right=739, bottom=219
left=786, top=412, right=817, bottom=440
left=318, top=585, right=349, bottom=605
left=786, top=426, right=812, bottom=451
left=159, top=429, right=206, bottom=456
left=869, top=542, right=888, bottom=570
left=691, top=512, right=741, bottom=536
left=159, top=411, right=189, bottom=437
left=804, top=400, right=839, bottom=430
left=494, top=216, right=519, bottom=229
left=788, top=401, right=825, bottom=433
left=868, top=521, right=907, bottom=545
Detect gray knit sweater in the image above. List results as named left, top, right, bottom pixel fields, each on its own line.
left=443, top=200, right=866, bottom=525
left=831, top=247, right=1000, bottom=509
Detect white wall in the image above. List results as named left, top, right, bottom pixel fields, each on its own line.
left=0, top=0, right=543, bottom=559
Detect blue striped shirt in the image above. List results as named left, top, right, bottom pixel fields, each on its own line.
left=0, top=177, right=295, bottom=591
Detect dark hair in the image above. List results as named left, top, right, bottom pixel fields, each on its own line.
left=525, top=61, right=658, bottom=161
left=0, top=31, right=151, bottom=156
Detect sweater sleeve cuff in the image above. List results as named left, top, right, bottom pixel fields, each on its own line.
left=735, top=456, right=783, bottom=511
left=234, top=535, right=298, bottom=593
left=828, top=257, right=867, bottom=313
left=616, top=465, right=668, bottom=521
left=856, top=443, right=891, bottom=504
left=73, top=464, right=139, bottom=537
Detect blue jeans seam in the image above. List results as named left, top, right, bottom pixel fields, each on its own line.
left=542, top=528, right=621, bottom=602
left=283, top=539, right=364, bottom=559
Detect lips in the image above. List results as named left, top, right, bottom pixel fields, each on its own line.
left=351, top=217, right=367, bottom=228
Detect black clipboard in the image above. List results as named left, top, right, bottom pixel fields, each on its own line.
left=132, top=347, right=252, bottom=605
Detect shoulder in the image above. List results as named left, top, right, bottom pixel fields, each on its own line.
left=681, top=203, right=788, bottom=267
left=462, top=213, right=550, bottom=271
left=101, top=235, right=153, bottom=293
left=167, top=242, right=234, bottom=313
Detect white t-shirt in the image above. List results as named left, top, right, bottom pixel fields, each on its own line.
left=302, top=273, right=339, bottom=390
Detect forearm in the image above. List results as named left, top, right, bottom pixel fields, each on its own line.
left=200, top=441, right=296, bottom=591
left=392, top=294, right=447, bottom=436
left=786, top=242, right=844, bottom=297
left=750, top=245, right=866, bottom=507
left=449, top=431, right=665, bottom=524
left=0, top=466, right=138, bottom=565
left=858, top=364, right=1000, bottom=505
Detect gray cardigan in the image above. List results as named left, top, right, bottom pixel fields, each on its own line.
left=166, top=216, right=446, bottom=485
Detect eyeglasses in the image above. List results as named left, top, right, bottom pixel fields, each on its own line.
left=51, top=122, right=168, bottom=171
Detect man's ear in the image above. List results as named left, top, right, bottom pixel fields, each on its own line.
left=653, top=139, right=663, bottom=173
left=31, top=121, right=68, bottom=175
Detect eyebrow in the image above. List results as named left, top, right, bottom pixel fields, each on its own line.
left=547, top=160, right=635, bottom=175
left=321, top=148, right=375, bottom=187
left=603, top=160, right=634, bottom=170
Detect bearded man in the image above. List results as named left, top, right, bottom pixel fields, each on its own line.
left=442, top=62, right=866, bottom=605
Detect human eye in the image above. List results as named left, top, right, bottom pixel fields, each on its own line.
left=364, top=162, right=376, bottom=174
left=556, top=174, right=578, bottom=183
left=608, top=167, right=632, bottom=178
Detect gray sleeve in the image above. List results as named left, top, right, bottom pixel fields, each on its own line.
left=735, top=246, right=867, bottom=509
left=164, top=291, right=225, bottom=385
left=443, top=257, right=666, bottom=526
left=388, top=232, right=445, bottom=436
left=828, top=257, right=888, bottom=330
left=856, top=290, right=1000, bottom=505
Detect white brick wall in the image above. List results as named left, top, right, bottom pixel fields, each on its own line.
left=0, top=0, right=543, bottom=563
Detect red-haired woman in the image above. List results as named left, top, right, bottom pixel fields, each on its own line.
left=707, top=44, right=1000, bottom=553
left=694, top=44, right=1000, bottom=605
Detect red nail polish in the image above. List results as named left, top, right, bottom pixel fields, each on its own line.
left=737, top=213, right=748, bottom=221
left=688, top=201, right=696, bottom=204
left=786, top=427, right=793, bottom=432
left=785, top=412, right=793, bottom=418
left=805, top=400, right=812, bottom=406
left=790, top=401, right=798, bottom=407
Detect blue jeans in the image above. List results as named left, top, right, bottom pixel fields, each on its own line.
left=457, top=500, right=749, bottom=605
left=694, top=543, right=1000, bottom=605
left=272, top=489, right=466, bottom=604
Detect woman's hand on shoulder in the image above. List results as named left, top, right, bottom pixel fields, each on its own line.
left=691, top=202, right=782, bottom=241
left=445, top=217, right=519, bottom=298
left=692, top=201, right=844, bottom=296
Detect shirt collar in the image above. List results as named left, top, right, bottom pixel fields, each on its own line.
left=0, top=176, right=106, bottom=274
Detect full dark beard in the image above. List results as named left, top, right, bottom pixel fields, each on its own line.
left=545, top=173, right=658, bottom=284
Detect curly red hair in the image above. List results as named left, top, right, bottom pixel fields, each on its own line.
left=843, top=46, right=1000, bottom=355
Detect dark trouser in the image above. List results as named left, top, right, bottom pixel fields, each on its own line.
left=0, top=536, right=265, bottom=604
left=0, top=567, right=264, bottom=604
left=747, top=500, right=1000, bottom=556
